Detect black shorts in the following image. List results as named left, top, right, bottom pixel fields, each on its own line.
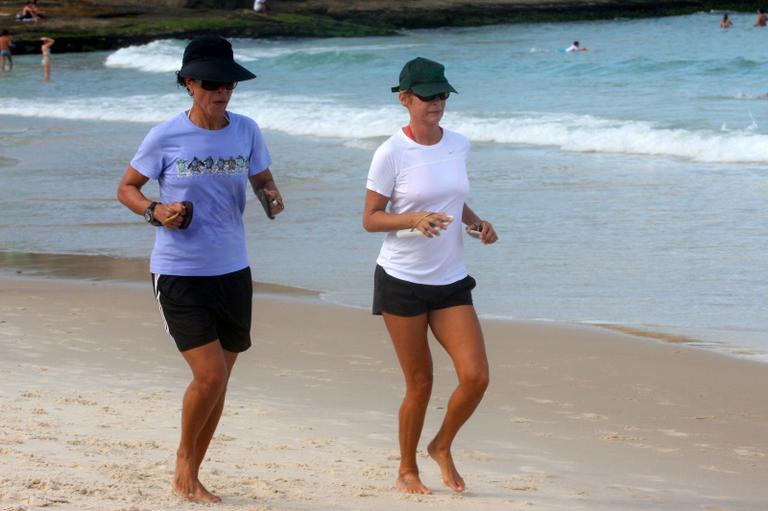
left=152, top=267, right=253, bottom=353
left=372, top=265, right=476, bottom=317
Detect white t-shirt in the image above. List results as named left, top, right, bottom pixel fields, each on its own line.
left=366, top=128, right=470, bottom=285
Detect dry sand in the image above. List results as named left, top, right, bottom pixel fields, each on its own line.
left=1, top=276, right=766, bottom=511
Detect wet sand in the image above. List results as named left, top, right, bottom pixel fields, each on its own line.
left=0, top=275, right=766, bottom=510
left=1, top=252, right=320, bottom=297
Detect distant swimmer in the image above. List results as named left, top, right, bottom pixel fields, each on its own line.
left=720, top=14, right=733, bottom=28
left=0, top=29, right=12, bottom=71
left=565, top=41, right=588, bottom=52
left=40, top=36, right=53, bottom=81
left=755, top=9, right=767, bottom=26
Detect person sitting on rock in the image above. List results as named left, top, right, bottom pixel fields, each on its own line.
left=16, top=1, right=45, bottom=22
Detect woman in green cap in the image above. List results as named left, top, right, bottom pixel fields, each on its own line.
left=363, top=57, right=498, bottom=494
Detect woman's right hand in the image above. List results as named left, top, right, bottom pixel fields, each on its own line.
left=156, top=202, right=186, bottom=229
left=412, top=211, right=453, bottom=238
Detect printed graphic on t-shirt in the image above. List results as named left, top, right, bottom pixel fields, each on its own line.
left=176, top=155, right=249, bottom=177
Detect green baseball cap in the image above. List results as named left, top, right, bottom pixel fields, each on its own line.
left=391, top=57, right=458, bottom=96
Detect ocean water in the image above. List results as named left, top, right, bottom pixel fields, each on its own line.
left=0, top=12, right=766, bottom=359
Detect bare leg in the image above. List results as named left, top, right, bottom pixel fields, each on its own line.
left=173, top=341, right=230, bottom=503
left=427, top=305, right=489, bottom=493
left=193, top=350, right=238, bottom=470
left=382, top=312, right=433, bottom=495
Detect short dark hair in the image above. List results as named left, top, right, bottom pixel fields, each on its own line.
left=573, top=41, right=579, bottom=45
left=1, top=29, right=9, bottom=36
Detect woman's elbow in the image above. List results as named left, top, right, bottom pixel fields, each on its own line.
left=362, top=213, right=379, bottom=233
left=116, top=186, right=127, bottom=206
left=116, top=184, right=135, bottom=208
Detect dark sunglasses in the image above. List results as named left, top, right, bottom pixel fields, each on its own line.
left=199, top=80, right=237, bottom=91
left=413, top=91, right=450, bottom=102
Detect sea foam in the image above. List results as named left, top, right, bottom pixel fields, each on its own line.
left=105, top=40, right=420, bottom=73
left=2, top=92, right=767, bottom=164
left=104, top=40, right=185, bottom=73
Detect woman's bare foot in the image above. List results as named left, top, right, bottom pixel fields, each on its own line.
left=427, top=441, right=466, bottom=492
left=172, top=455, right=221, bottom=503
left=395, top=471, right=432, bottom=494
left=193, top=481, right=222, bottom=503
left=172, top=479, right=222, bottom=503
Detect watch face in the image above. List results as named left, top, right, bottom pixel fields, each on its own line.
left=144, top=203, right=156, bottom=223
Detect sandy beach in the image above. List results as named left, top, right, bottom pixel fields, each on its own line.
left=1, top=275, right=766, bottom=511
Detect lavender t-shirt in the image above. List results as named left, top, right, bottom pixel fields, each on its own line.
left=131, top=111, right=271, bottom=276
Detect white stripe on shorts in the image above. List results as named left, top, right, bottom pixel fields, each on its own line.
left=153, top=274, right=171, bottom=337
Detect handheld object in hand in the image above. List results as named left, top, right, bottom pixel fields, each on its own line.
left=255, top=189, right=276, bottom=219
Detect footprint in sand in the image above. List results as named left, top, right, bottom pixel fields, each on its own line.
left=502, top=472, right=553, bottom=492
left=56, top=396, right=98, bottom=406
left=659, top=428, right=688, bottom=437
left=733, top=447, right=766, bottom=459
left=699, top=465, right=737, bottom=474
left=462, top=450, right=494, bottom=461
left=567, top=412, right=607, bottom=421
left=524, top=397, right=555, bottom=405
left=512, top=380, right=544, bottom=388
left=600, top=431, right=645, bottom=443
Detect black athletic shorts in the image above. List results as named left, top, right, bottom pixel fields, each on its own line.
left=151, top=267, right=253, bottom=353
left=372, top=265, right=476, bottom=317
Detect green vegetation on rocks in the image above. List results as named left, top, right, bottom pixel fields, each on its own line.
left=0, top=4, right=394, bottom=54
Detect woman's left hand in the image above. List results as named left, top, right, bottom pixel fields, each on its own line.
left=158, top=202, right=187, bottom=229
left=467, top=220, right=498, bottom=245
left=264, top=188, right=285, bottom=216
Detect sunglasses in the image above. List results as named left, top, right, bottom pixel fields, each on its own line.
left=199, top=80, right=237, bottom=91
left=413, top=91, right=450, bottom=102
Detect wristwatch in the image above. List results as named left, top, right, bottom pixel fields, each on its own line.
left=144, top=201, right=162, bottom=226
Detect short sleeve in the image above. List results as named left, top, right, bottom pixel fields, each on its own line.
left=129, top=127, right=165, bottom=179
left=248, top=121, right=272, bottom=176
left=366, top=144, right=396, bottom=198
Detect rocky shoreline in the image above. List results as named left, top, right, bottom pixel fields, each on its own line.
left=0, top=0, right=762, bottom=55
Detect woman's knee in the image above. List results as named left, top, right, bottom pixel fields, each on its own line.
left=194, top=367, right=229, bottom=394
left=460, top=368, right=489, bottom=395
left=406, top=371, right=433, bottom=397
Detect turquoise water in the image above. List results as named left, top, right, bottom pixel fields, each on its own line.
left=0, top=12, right=766, bottom=359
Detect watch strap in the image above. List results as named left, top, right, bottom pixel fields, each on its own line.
left=145, top=201, right=162, bottom=226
